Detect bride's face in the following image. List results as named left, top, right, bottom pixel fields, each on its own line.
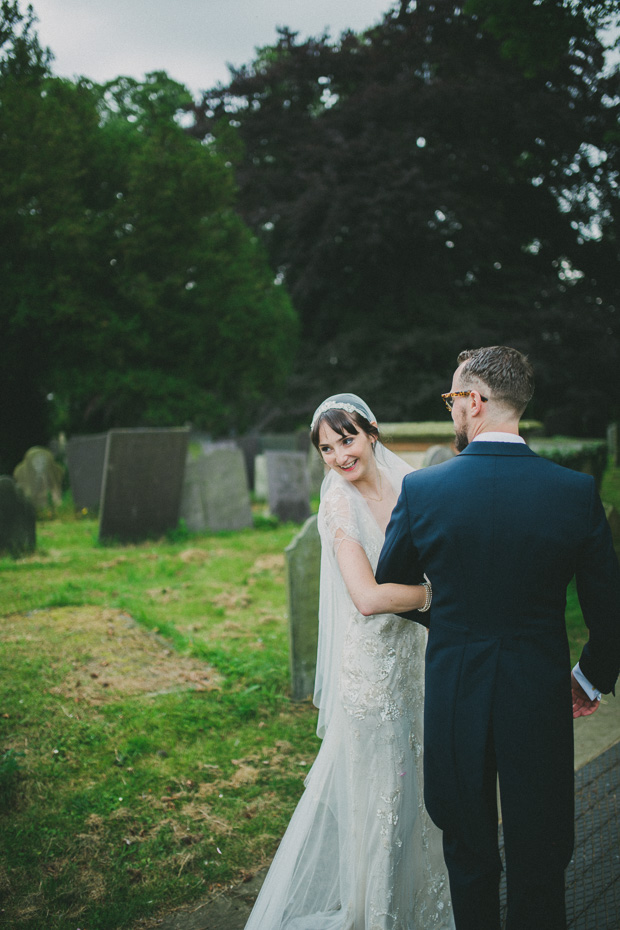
left=317, top=421, right=376, bottom=485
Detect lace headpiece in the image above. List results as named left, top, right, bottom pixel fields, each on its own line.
left=310, top=393, right=376, bottom=429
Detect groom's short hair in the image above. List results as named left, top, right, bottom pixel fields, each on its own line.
left=457, top=346, right=534, bottom=416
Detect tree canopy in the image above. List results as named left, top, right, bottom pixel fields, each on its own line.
left=1, top=0, right=618, bottom=470
left=0, top=3, right=298, bottom=471
left=193, top=0, right=619, bottom=433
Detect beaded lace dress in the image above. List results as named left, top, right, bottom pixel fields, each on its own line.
left=243, top=447, right=454, bottom=930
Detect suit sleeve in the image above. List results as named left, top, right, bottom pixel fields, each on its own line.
left=575, top=481, right=620, bottom=695
left=376, top=479, right=429, bottom=627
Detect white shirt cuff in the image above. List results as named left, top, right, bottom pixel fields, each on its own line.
left=572, top=663, right=601, bottom=701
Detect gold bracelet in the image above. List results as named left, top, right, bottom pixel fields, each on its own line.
left=417, top=580, right=432, bottom=613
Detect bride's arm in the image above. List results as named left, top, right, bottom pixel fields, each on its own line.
left=335, top=533, right=427, bottom=616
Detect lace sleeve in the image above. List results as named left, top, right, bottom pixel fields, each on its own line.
left=319, top=483, right=364, bottom=554
left=313, top=477, right=367, bottom=738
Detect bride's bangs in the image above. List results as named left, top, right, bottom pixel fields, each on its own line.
left=324, top=408, right=361, bottom=438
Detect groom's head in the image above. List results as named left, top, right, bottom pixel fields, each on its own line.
left=450, top=346, right=535, bottom=450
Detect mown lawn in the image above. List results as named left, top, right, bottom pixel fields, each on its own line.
left=0, top=513, right=319, bottom=930
left=1, top=462, right=618, bottom=930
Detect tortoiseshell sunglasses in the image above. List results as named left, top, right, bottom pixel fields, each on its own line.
left=441, top=391, right=488, bottom=412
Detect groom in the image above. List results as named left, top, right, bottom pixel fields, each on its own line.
left=376, top=346, right=620, bottom=930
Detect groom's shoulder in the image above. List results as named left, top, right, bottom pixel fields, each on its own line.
left=403, top=456, right=459, bottom=488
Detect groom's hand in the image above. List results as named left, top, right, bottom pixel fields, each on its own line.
left=571, top=672, right=600, bottom=718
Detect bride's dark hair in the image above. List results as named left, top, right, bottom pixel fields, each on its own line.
left=311, top=407, right=380, bottom=452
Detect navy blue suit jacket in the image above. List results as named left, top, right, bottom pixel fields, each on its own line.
left=376, top=441, right=620, bottom=864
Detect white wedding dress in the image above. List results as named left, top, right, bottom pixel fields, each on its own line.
left=244, top=447, right=454, bottom=930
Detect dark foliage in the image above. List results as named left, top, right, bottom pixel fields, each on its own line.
left=192, top=0, right=619, bottom=433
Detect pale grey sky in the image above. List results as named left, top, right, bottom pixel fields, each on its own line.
left=33, top=0, right=395, bottom=95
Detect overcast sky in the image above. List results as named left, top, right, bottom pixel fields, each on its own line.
left=33, top=0, right=395, bottom=96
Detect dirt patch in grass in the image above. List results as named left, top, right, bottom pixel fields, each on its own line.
left=177, top=548, right=213, bottom=564
left=1, top=606, right=222, bottom=705
left=248, top=553, right=285, bottom=583
left=211, top=592, right=252, bottom=612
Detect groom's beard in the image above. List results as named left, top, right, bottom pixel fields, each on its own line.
left=454, top=428, right=469, bottom=452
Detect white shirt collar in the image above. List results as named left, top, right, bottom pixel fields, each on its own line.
left=471, top=432, right=525, bottom=444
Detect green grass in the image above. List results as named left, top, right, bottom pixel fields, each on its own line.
left=1, top=466, right=618, bottom=930
left=0, top=510, right=319, bottom=929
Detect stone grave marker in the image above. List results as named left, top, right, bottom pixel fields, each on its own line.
left=422, top=444, right=455, bottom=467
left=0, top=476, right=36, bottom=557
left=13, top=446, right=64, bottom=513
left=180, top=446, right=253, bottom=532
left=99, top=427, right=190, bottom=542
left=286, top=514, right=320, bottom=700
left=66, top=433, right=108, bottom=512
left=266, top=451, right=311, bottom=523
left=236, top=435, right=260, bottom=492
left=253, top=454, right=268, bottom=501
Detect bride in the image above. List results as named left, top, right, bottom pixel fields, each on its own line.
left=244, top=394, right=453, bottom=930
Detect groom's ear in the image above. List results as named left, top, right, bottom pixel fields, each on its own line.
left=470, top=392, right=486, bottom=415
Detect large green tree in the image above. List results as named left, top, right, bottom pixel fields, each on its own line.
left=194, top=0, right=619, bottom=432
left=0, top=4, right=297, bottom=471
left=49, top=72, right=297, bottom=437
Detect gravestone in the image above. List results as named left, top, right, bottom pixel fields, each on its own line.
left=13, top=446, right=64, bottom=512
left=286, top=515, right=320, bottom=700
left=266, top=451, right=311, bottom=523
left=236, top=435, right=260, bottom=492
left=423, top=444, right=455, bottom=467
left=254, top=454, right=268, bottom=501
left=307, top=448, right=326, bottom=497
left=180, top=446, right=253, bottom=532
left=607, top=422, right=619, bottom=468
left=66, top=433, right=108, bottom=512
left=0, top=477, right=36, bottom=557
left=99, top=427, right=190, bottom=542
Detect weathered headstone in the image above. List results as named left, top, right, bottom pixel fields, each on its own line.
left=307, top=448, right=326, bottom=497
left=180, top=446, right=253, bottom=532
left=286, top=515, right=320, bottom=700
left=66, top=433, right=108, bottom=512
left=253, top=454, right=268, bottom=501
left=13, top=446, right=64, bottom=513
left=607, top=422, right=619, bottom=468
left=266, top=451, right=311, bottom=523
left=0, top=477, right=36, bottom=557
left=99, top=428, right=190, bottom=542
left=236, top=435, right=261, bottom=492
left=423, top=444, right=455, bottom=467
